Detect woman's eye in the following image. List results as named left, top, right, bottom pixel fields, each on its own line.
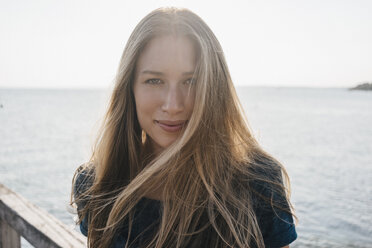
left=145, top=79, right=162, bottom=84
left=185, top=78, right=195, bottom=85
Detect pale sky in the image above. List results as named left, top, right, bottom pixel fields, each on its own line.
left=1, top=0, right=371, bottom=88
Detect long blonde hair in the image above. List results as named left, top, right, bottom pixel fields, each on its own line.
left=72, top=7, right=295, bottom=248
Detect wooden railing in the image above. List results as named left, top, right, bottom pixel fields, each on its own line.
left=0, top=183, right=86, bottom=248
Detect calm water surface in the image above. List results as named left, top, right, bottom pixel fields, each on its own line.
left=0, top=87, right=371, bottom=247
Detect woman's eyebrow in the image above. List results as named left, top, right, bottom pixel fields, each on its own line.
left=182, top=71, right=195, bottom=76
left=141, top=70, right=163, bottom=75
left=141, top=70, right=195, bottom=76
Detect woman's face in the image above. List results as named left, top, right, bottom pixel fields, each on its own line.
left=133, top=35, right=197, bottom=154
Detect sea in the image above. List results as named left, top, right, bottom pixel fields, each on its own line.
left=0, top=87, right=371, bottom=247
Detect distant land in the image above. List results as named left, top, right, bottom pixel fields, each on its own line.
left=349, top=82, right=372, bottom=91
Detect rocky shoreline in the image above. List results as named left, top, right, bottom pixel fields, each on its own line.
left=349, top=82, right=372, bottom=91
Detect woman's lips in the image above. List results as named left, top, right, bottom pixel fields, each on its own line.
left=155, top=120, right=187, bottom=132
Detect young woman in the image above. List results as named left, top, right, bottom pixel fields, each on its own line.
left=72, top=7, right=297, bottom=248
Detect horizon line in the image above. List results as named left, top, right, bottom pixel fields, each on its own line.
left=0, top=85, right=355, bottom=90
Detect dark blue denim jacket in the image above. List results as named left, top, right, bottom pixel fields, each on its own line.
left=74, top=168, right=297, bottom=247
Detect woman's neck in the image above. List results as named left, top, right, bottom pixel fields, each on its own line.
left=141, top=139, right=164, bottom=201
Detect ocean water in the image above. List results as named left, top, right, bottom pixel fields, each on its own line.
left=0, top=87, right=371, bottom=247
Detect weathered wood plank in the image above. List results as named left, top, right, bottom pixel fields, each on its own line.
left=0, top=183, right=86, bottom=248
left=0, top=219, right=21, bottom=248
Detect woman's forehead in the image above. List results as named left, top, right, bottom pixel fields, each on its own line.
left=136, top=35, right=197, bottom=75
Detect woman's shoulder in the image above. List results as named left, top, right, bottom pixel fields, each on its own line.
left=245, top=156, right=290, bottom=210
left=246, top=157, right=297, bottom=247
left=73, top=162, right=95, bottom=199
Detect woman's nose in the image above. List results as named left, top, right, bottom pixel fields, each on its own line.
left=161, top=84, right=184, bottom=115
